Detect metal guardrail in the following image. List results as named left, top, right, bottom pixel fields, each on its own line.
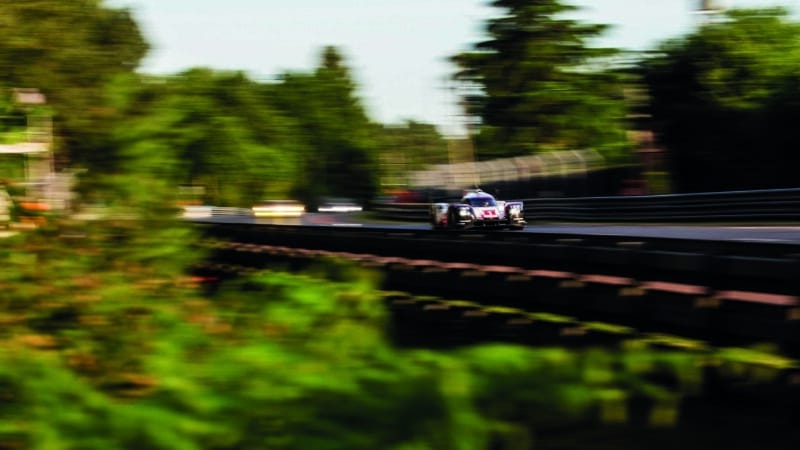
left=192, top=222, right=800, bottom=289
left=371, top=188, right=800, bottom=223
left=193, top=221, right=800, bottom=351
left=370, top=202, right=430, bottom=221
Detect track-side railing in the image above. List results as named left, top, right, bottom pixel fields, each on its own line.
left=192, top=220, right=800, bottom=351
left=371, top=188, right=800, bottom=223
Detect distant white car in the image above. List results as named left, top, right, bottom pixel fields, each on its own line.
left=430, top=189, right=525, bottom=230
left=317, top=197, right=363, bottom=213
left=252, top=199, right=306, bottom=218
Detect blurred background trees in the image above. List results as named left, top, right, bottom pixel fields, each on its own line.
left=269, top=46, right=381, bottom=208
left=0, top=0, right=148, bottom=170
left=451, top=0, right=633, bottom=164
left=641, top=7, right=800, bottom=192
left=4, top=0, right=800, bottom=202
left=0, top=2, right=410, bottom=207
left=377, top=121, right=450, bottom=191
left=103, top=69, right=304, bottom=208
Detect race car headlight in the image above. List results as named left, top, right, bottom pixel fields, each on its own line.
left=458, top=207, right=471, bottom=217
left=508, top=205, right=521, bottom=217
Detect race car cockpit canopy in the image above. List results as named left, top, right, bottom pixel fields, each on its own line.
left=461, top=190, right=497, bottom=207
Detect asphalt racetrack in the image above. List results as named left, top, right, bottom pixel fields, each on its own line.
left=201, top=212, right=800, bottom=245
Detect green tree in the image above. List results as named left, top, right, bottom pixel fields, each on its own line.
left=377, top=121, right=449, bottom=190
left=271, top=47, right=380, bottom=207
left=641, top=8, right=800, bottom=192
left=103, top=69, right=302, bottom=207
left=451, top=0, right=631, bottom=163
left=0, top=0, right=148, bottom=169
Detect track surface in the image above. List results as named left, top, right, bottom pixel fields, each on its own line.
left=203, top=213, right=800, bottom=244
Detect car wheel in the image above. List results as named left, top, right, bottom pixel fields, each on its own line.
left=447, top=208, right=457, bottom=229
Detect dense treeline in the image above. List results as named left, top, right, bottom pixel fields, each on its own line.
left=641, top=7, right=800, bottom=192
left=454, top=2, right=800, bottom=192
left=3, top=2, right=800, bottom=199
left=0, top=2, right=447, bottom=207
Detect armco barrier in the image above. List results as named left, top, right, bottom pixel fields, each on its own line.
left=192, top=221, right=800, bottom=351
left=372, top=188, right=800, bottom=223
left=370, top=202, right=430, bottom=221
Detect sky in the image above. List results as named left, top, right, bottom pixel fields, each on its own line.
left=110, top=0, right=798, bottom=135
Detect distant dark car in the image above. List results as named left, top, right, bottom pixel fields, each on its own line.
left=430, top=189, right=525, bottom=230
left=316, top=198, right=363, bottom=213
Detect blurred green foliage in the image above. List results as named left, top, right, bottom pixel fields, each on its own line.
left=61, top=49, right=449, bottom=207
left=93, top=50, right=386, bottom=207
left=100, top=69, right=304, bottom=207
left=5, top=1, right=800, bottom=202
left=451, top=0, right=633, bottom=163
left=0, top=1, right=449, bottom=206
left=0, top=95, right=28, bottom=145
left=0, top=230, right=620, bottom=449
left=3, top=216, right=797, bottom=449
left=269, top=47, right=381, bottom=207
left=378, top=121, right=450, bottom=189
left=642, top=8, right=800, bottom=192
left=0, top=0, right=148, bottom=167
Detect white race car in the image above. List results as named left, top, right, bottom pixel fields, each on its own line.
left=430, top=189, right=526, bottom=230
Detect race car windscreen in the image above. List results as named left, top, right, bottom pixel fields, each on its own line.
left=465, top=197, right=497, bottom=207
